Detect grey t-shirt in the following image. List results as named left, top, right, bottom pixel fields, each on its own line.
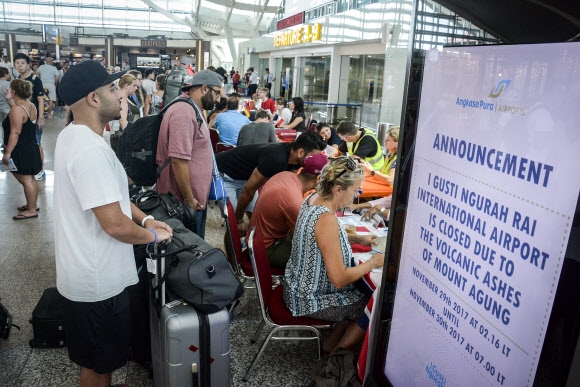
left=237, top=122, right=278, bottom=146
left=38, top=64, right=59, bottom=84
left=0, top=80, right=11, bottom=114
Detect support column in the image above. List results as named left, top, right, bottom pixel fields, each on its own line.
left=6, top=33, right=16, bottom=62
left=105, top=38, right=114, bottom=67
left=195, top=40, right=211, bottom=70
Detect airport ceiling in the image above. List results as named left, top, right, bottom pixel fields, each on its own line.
left=439, top=0, right=580, bottom=43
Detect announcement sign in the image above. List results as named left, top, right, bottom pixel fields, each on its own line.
left=385, top=43, right=580, bottom=386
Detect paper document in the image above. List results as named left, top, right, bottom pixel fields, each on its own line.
left=0, top=158, right=18, bottom=172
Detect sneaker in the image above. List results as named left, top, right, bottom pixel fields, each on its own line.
left=34, top=170, right=46, bottom=180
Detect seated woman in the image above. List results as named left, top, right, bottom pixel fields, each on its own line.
left=273, top=97, right=292, bottom=126
left=278, top=97, right=306, bottom=132
left=284, top=156, right=385, bottom=353
left=208, top=96, right=227, bottom=128
left=316, top=122, right=342, bottom=156
left=359, top=126, right=399, bottom=185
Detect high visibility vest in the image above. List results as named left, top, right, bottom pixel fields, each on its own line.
left=347, top=130, right=384, bottom=170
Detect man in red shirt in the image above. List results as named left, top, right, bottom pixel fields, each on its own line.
left=156, top=70, right=223, bottom=238
left=247, top=153, right=328, bottom=268
left=256, top=87, right=276, bottom=118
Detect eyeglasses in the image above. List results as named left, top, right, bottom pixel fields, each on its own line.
left=331, top=156, right=357, bottom=185
left=207, top=86, right=221, bottom=97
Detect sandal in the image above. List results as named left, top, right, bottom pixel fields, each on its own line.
left=13, top=213, right=38, bottom=220
left=17, top=206, right=40, bottom=211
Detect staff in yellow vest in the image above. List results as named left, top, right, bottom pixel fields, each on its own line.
left=336, top=121, right=384, bottom=170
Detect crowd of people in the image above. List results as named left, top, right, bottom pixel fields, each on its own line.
left=0, top=56, right=397, bottom=385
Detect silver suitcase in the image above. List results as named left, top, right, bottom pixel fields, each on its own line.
left=148, top=249, right=231, bottom=387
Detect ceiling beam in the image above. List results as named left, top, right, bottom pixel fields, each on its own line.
left=140, top=0, right=209, bottom=39
left=204, top=0, right=278, bottom=14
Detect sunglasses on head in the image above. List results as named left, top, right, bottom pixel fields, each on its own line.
left=331, top=156, right=357, bottom=185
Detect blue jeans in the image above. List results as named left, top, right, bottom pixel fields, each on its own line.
left=192, top=206, right=208, bottom=239
left=223, top=174, right=258, bottom=213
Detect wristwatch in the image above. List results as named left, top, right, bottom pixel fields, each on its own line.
left=380, top=207, right=386, bottom=215
left=370, top=171, right=375, bottom=176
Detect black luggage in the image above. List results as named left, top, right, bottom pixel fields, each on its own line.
left=1, top=297, right=19, bottom=340
left=29, top=288, right=67, bottom=348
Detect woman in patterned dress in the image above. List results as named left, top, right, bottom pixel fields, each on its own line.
left=284, top=156, right=385, bottom=353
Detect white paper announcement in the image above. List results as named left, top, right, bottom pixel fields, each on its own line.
left=385, top=43, right=580, bottom=386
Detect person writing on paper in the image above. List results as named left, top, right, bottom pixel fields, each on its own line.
left=357, top=126, right=399, bottom=186
left=284, top=156, right=384, bottom=353
left=2, top=79, right=42, bottom=220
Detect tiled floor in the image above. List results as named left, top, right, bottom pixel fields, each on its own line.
left=0, top=113, right=319, bottom=386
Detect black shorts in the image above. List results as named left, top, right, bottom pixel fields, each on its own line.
left=63, top=288, right=132, bottom=374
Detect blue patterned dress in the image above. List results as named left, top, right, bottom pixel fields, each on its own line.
left=284, top=193, right=365, bottom=321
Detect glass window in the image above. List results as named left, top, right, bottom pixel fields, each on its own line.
left=300, top=56, right=331, bottom=103
left=339, top=54, right=385, bottom=128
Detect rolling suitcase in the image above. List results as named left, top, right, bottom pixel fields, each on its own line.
left=148, top=246, right=231, bottom=387
left=29, top=288, right=67, bottom=348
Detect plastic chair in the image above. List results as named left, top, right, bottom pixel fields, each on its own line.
left=224, top=199, right=255, bottom=288
left=209, top=128, right=220, bottom=153
left=305, top=114, right=313, bottom=131
left=216, top=142, right=235, bottom=153
left=243, top=226, right=331, bottom=382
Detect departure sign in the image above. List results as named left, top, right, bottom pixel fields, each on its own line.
left=273, top=24, right=322, bottom=47
left=384, top=42, right=580, bottom=386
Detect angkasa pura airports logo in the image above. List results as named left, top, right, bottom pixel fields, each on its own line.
left=455, top=79, right=526, bottom=115
left=425, top=362, right=446, bottom=387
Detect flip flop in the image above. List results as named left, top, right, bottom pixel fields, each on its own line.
left=13, top=213, right=38, bottom=220
left=17, top=206, right=40, bottom=211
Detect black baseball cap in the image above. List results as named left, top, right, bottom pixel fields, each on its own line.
left=58, top=61, right=126, bottom=106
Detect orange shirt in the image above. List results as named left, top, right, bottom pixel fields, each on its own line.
left=248, top=172, right=303, bottom=247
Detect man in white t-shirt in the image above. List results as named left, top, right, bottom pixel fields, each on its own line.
left=38, top=57, right=60, bottom=118
left=55, top=60, right=172, bottom=387
left=0, top=56, right=14, bottom=79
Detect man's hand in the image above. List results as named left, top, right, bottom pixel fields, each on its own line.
left=144, top=218, right=173, bottom=235
left=37, top=117, right=44, bottom=130
left=236, top=218, right=248, bottom=236
left=3, top=88, right=12, bottom=100
left=184, top=198, right=199, bottom=212
left=153, top=225, right=173, bottom=244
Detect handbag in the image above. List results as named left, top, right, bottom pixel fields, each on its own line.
left=149, top=219, right=244, bottom=313
left=208, top=152, right=227, bottom=201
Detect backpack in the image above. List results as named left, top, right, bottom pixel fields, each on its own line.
left=162, top=65, right=194, bottom=106
left=309, top=349, right=362, bottom=387
left=117, top=97, right=203, bottom=187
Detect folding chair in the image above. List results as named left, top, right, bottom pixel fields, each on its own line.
left=243, top=226, right=331, bottom=382
left=216, top=142, right=235, bottom=153
left=209, top=127, right=220, bottom=153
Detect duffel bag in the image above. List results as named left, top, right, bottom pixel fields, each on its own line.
left=133, top=191, right=196, bottom=269
left=149, top=219, right=244, bottom=313
left=132, top=190, right=196, bottom=231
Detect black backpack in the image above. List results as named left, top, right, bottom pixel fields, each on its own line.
left=117, top=97, right=203, bottom=187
